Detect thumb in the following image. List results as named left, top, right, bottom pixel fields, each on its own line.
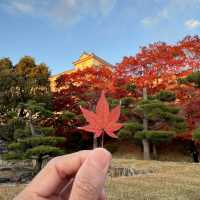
left=69, top=148, right=111, bottom=200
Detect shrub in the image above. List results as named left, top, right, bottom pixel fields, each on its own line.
left=104, top=142, right=119, bottom=153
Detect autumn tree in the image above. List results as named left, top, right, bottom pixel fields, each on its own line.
left=115, top=36, right=200, bottom=158
left=176, top=36, right=200, bottom=160
left=50, top=110, right=89, bottom=152
left=53, top=66, right=133, bottom=148
left=53, top=66, right=133, bottom=112
left=54, top=67, right=110, bottom=110
left=178, top=35, right=200, bottom=69
left=177, top=71, right=200, bottom=129
left=175, top=71, right=200, bottom=162
left=116, top=36, right=200, bottom=97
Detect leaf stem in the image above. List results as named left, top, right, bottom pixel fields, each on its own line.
left=101, top=131, right=104, bottom=148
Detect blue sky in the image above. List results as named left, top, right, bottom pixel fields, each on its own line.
left=1, top=0, right=200, bottom=75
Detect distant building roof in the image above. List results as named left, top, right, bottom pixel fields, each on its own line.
left=50, top=69, right=75, bottom=79
left=73, top=52, right=113, bottom=68
left=50, top=52, right=113, bottom=78
left=49, top=52, right=113, bottom=91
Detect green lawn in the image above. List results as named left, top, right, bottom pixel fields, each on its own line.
left=1, top=159, right=200, bottom=200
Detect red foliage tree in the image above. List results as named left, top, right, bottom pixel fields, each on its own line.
left=53, top=66, right=113, bottom=113
left=116, top=36, right=200, bottom=145
left=53, top=66, right=134, bottom=113
left=52, top=35, right=200, bottom=152
left=116, top=37, right=200, bottom=96
left=53, top=65, right=133, bottom=149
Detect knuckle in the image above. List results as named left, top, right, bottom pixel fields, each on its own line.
left=48, top=156, right=60, bottom=166
left=74, top=177, right=99, bottom=198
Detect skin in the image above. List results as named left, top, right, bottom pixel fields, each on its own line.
left=14, top=148, right=112, bottom=200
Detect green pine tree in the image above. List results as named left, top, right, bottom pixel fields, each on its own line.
left=178, top=71, right=200, bottom=87
left=119, top=90, right=186, bottom=160
left=3, top=101, right=65, bottom=174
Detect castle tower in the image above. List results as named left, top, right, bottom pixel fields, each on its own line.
left=49, top=52, right=113, bottom=91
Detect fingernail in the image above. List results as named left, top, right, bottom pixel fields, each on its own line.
left=90, top=148, right=111, bottom=173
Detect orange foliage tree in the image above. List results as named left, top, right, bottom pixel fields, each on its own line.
left=53, top=66, right=133, bottom=149
left=116, top=36, right=200, bottom=96
left=53, top=66, right=134, bottom=113
left=116, top=36, right=200, bottom=159
left=52, top=35, right=200, bottom=156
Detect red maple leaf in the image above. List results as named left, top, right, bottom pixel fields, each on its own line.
left=79, top=91, right=123, bottom=138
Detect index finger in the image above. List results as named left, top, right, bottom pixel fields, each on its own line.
left=25, top=150, right=91, bottom=197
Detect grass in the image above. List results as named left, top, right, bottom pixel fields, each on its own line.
left=107, top=159, right=200, bottom=199
left=1, top=159, right=200, bottom=200
left=0, top=185, right=25, bottom=200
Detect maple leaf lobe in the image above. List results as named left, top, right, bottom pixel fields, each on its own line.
left=79, top=91, right=123, bottom=138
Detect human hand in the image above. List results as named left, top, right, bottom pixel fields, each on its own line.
left=14, top=148, right=111, bottom=200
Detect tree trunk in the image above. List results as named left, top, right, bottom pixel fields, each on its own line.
left=29, top=111, right=36, bottom=136
left=190, top=142, right=199, bottom=163
left=143, top=87, right=148, bottom=101
left=19, top=107, right=25, bottom=118
left=152, top=143, right=158, bottom=160
left=142, top=139, right=150, bottom=160
left=142, top=87, right=151, bottom=160
left=93, top=136, right=98, bottom=149
left=142, top=114, right=150, bottom=160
